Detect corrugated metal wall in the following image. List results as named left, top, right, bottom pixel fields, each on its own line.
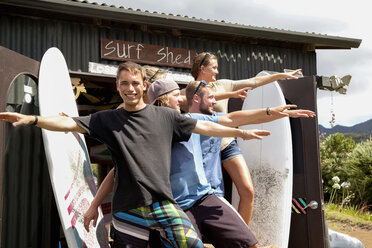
left=0, top=13, right=316, bottom=79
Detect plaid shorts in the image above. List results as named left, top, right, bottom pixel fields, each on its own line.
left=112, top=200, right=203, bottom=248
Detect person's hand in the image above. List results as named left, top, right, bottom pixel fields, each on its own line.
left=281, top=69, right=303, bottom=79
left=270, top=105, right=316, bottom=118
left=84, top=204, right=99, bottom=232
left=242, top=129, right=271, bottom=140
left=116, top=103, right=125, bottom=110
left=285, top=109, right=316, bottom=118
left=59, top=112, right=70, bottom=117
left=231, top=87, right=252, bottom=100
left=0, top=112, right=35, bottom=126
left=270, top=105, right=297, bottom=118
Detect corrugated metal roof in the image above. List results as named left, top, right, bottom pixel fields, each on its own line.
left=71, top=0, right=338, bottom=39
left=2, top=0, right=362, bottom=49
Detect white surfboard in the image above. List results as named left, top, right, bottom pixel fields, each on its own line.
left=38, top=47, right=109, bottom=248
left=232, top=71, right=293, bottom=248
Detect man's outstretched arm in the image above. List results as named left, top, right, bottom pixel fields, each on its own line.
left=0, top=112, right=86, bottom=133
left=217, top=105, right=316, bottom=127
left=193, top=120, right=270, bottom=140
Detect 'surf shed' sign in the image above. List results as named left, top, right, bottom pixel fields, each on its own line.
left=101, top=38, right=196, bottom=69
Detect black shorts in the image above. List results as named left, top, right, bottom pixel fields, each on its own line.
left=185, top=194, right=257, bottom=248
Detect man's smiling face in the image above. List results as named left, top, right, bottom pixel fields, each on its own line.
left=117, top=70, right=147, bottom=111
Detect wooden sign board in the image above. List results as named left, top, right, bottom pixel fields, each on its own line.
left=101, top=38, right=196, bottom=69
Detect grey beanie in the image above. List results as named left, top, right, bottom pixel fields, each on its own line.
left=147, top=78, right=180, bottom=104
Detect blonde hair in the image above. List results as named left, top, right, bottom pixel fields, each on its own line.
left=185, top=81, right=216, bottom=107
left=154, top=94, right=170, bottom=107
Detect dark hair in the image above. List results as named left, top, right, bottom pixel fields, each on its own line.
left=190, top=52, right=217, bottom=80
left=116, top=61, right=145, bottom=82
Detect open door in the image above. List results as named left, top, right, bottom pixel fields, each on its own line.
left=279, top=76, right=326, bottom=248
left=0, top=46, right=60, bottom=247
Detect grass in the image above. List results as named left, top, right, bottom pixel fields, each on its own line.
left=325, top=203, right=372, bottom=229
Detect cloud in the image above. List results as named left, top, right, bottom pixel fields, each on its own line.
left=317, top=90, right=372, bottom=127
left=316, top=47, right=372, bottom=98
left=317, top=48, right=372, bottom=73
left=121, top=0, right=348, bottom=35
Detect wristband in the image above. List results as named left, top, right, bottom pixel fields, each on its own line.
left=32, top=116, right=38, bottom=125
left=266, top=107, right=271, bottom=116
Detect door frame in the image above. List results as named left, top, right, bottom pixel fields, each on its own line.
left=0, top=46, right=40, bottom=244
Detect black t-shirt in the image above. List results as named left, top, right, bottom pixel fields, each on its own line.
left=73, top=105, right=197, bottom=213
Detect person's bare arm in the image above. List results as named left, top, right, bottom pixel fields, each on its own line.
left=84, top=168, right=114, bottom=232
left=0, top=112, right=86, bottom=133
left=230, top=69, right=303, bottom=91
left=217, top=105, right=315, bottom=127
left=193, top=120, right=270, bottom=140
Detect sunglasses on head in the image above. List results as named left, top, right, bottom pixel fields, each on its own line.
left=199, top=53, right=212, bottom=67
left=194, top=80, right=208, bottom=95
left=148, top=69, right=162, bottom=83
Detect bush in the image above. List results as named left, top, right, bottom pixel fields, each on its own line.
left=344, top=139, right=372, bottom=208
left=320, top=133, right=356, bottom=200
left=320, top=133, right=372, bottom=209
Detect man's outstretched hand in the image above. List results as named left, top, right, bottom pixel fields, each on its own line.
left=0, top=112, right=35, bottom=127
left=242, top=129, right=271, bottom=140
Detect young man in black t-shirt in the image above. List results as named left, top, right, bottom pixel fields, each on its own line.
left=0, top=62, right=255, bottom=248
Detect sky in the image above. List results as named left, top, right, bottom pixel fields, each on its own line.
left=95, top=0, right=371, bottom=127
